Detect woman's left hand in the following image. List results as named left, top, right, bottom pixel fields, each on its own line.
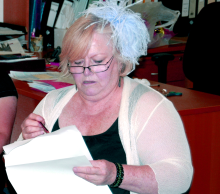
left=73, top=160, right=117, bottom=186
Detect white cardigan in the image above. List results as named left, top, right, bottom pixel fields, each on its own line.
left=18, top=76, right=193, bottom=194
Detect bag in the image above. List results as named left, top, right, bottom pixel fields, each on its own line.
left=130, top=2, right=180, bottom=48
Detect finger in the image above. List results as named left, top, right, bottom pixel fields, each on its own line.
left=28, top=113, right=45, bottom=123
left=22, top=121, right=45, bottom=140
left=23, top=125, right=45, bottom=134
left=21, top=116, right=44, bottom=130
left=73, top=166, right=100, bottom=175
left=21, top=113, right=45, bottom=128
left=22, top=129, right=44, bottom=139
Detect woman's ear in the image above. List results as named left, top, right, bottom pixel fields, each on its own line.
left=120, top=63, right=126, bottom=74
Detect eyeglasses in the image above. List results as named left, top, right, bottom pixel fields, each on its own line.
left=68, top=56, right=114, bottom=74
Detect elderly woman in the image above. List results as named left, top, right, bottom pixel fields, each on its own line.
left=20, top=0, right=193, bottom=193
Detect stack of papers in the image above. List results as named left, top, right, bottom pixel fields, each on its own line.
left=9, top=71, right=60, bottom=82
left=10, top=71, right=74, bottom=93
left=28, top=81, right=57, bottom=93
left=3, top=125, right=112, bottom=194
left=28, top=80, right=73, bottom=93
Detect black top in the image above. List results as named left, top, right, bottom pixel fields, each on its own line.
left=0, top=72, right=18, bottom=193
left=52, top=118, right=129, bottom=194
left=0, top=72, right=18, bottom=98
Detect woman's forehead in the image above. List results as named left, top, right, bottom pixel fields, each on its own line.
left=89, top=32, right=113, bottom=53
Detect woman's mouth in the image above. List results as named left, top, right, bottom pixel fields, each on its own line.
left=83, top=81, right=96, bottom=85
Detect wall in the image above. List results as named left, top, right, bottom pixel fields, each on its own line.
left=4, top=0, right=29, bottom=40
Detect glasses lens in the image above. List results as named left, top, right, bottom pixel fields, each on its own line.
left=90, top=65, right=107, bottom=73
left=69, top=66, right=84, bottom=74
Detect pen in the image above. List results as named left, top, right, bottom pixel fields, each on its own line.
left=39, top=122, right=49, bottom=133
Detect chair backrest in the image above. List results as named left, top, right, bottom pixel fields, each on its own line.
left=183, top=2, right=220, bottom=95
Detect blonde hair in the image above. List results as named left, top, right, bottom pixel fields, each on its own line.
left=59, top=14, right=133, bottom=77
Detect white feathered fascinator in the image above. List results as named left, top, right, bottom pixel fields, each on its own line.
left=83, top=0, right=150, bottom=73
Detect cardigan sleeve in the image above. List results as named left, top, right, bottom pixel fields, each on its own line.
left=135, top=98, right=193, bottom=194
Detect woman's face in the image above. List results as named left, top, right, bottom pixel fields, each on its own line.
left=71, top=32, right=120, bottom=101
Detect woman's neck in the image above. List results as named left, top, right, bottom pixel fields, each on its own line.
left=75, top=78, right=123, bottom=115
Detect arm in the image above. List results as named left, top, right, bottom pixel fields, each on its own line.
left=73, top=160, right=158, bottom=194
left=0, top=96, right=17, bottom=153
left=135, top=99, right=193, bottom=193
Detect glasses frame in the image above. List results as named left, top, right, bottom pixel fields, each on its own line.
left=68, top=56, right=114, bottom=74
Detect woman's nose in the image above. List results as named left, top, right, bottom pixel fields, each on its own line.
left=83, top=66, right=93, bottom=76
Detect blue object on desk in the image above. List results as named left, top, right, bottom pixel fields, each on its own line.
left=167, top=91, right=182, bottom=97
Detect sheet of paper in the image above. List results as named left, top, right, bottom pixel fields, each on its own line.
left=3, top=125, right=112, bottom=194
left=0, top=38, right=25, bottom=54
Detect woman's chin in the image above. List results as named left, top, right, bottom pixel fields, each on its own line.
left=80, top=88, right=100, bottom=97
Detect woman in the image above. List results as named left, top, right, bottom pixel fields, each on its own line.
left=20, top=0, right=193, bottom=193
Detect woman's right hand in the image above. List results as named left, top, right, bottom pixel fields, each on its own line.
left=21, top=113, right=46, bottom=140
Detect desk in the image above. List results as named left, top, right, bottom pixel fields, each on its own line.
left=12, top=79, right=220, bottom=194
left=147, top=37, right=187, bottom=54
left=132, top=37, right=190, bottom=88
left=150, top=81, right=220, bottom=194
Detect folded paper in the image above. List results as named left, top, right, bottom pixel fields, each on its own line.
left=3, top=125, right=112, bottom=194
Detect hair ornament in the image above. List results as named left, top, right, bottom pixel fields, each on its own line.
left=83, top=0, right=150, bottom=73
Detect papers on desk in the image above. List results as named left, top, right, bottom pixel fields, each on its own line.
left=0, top=38, right=25, bottom=55
left=10, top=71, right=75, bottom=93
left=28, top=81, right=57, bottom=93
left=3, top=125, right=112, bottom=194
left=9, top=71, right=60, bottom=82
left=28, top=80, right=73, bottom=93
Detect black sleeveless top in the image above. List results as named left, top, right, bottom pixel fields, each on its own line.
left=52, top=119, right=129, bottom=194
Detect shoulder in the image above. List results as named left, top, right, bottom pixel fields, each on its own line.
left=123, top=76, right=166, bottom=103
left=34, top=85, right=76, bottom=117
left=43, top=85, right=76, bottom=104
left=123, top=77, right=173, bottom=114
